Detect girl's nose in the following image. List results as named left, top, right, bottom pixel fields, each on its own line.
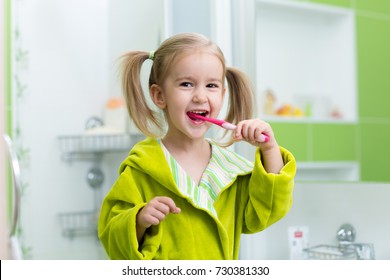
left=192, top=87, right=208, bottom=103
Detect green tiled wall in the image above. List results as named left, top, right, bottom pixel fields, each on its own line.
left=355, top=0, right=390, bottom=14
left=360, top=122, right=390, bottom=181
left=309, top=0, right=352, bottom=8
left=272, top=0, right=390, bottom=182
left=272, top=123, right=310, bottom=161
left=312, top=124, right=358, bottom=161
left=357, top=6, right=390, bottom=180
left=357, top=16, right=390, bottom=119
left=272, top=123, right=357, bottom=162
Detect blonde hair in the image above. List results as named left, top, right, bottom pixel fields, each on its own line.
left=121, top=33, right=254, bottom=146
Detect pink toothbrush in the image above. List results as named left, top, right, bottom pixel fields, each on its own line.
left=187, top=112, right=269, bottom=143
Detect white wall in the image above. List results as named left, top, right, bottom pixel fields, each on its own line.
left=17, top=0, right=110, bottom=259
left=12, top=0, right=228, bottom=259
left=13, top=0, right=165, bottom=260
left=108, top=0, right=164, bottom=97
left=240, top=182, right=390, bottom=260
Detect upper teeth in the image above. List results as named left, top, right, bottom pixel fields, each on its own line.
left=190, top=110, right=207, bottom=114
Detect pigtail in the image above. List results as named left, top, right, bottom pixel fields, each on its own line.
left=225, top=67, right=254, bottom=125
left=215, top=67, right=255, bottom=147
left=120, top=51, right=162, bottom=137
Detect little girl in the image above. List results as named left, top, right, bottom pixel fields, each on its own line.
left=98, top=33, right=296, bottom=260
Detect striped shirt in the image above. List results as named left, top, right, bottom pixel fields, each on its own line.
left=160, top=140, right=254, bottom=217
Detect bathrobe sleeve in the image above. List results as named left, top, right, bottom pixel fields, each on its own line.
left=242, top=146, right=296, bottom=233
left=98, top=166, right=163, bottom=260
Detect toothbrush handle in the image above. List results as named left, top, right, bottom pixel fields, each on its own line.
left=221, top=122, right=237, bottom=130
left=258, top=134, right=270, bottom=143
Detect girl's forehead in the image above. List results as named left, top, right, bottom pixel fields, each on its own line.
left=157, top=48, right=225, bottom=84
left=172, top=50, right=223, bottom=69
left=174, top=47, right=222, bottom=62
left=171, top=52, right=223, bottom=77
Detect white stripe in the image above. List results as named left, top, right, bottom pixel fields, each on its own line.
left=160, top=140, right=254, bottom=218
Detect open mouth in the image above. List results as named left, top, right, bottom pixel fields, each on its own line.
left=187, top=110, right=208, bottom=121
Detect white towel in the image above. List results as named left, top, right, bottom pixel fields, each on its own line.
left=9, top=236, right=23, bottom=260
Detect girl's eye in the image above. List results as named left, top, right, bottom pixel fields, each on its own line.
left=180, top=82, right=192, bottom=87
left=207, top=83, right=219, bottom=88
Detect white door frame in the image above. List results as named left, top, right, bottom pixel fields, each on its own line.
left=0, top=0, right=10, bottom=260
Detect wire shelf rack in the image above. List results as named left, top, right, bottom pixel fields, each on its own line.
left=59, top=134, right=133, bottom=153
left=303, top=245, right=358, bottom=260
left=58, top=133, right=142, bottom=161
left=58, top=211, right=99, bottom=239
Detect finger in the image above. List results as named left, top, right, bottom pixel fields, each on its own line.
left=256, top=122, right=273, bottom=143
left=238, top=121, right=251, bottom=140
left=137, top=207, right=160, bottom=228
left=248, top=126, right=258, bottom=143
left=146, top=214, right=162, bottom=226
left=149, top=207, right=167, bottom=223
left=241, top=122, right=255, bottom=143
left=151, top=201, right=171, bottom=215
left=233, top=132, right=243, bottom=141
left=250, top=127, right=259, bottom=143
left=253, top=127, right=266, bottom=143
left=233, top=122, right=243, bottom=139
left=155, top=196, right=181, bottom=214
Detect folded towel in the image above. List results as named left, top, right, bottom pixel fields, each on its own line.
left=9, top=236, right=22, bottom=260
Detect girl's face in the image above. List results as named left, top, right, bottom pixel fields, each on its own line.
left=151, top=50, right=226, bottom=141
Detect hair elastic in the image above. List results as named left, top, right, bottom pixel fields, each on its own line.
left=149, top=51, right=155, bottom=61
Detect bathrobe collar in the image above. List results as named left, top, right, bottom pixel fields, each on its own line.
left=159, top=139, right=254, bottom=217
left=121, top=137, right=253, bottom=202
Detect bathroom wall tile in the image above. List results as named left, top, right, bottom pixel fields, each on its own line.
left=356, top=16, right=390, bottom=119
left=355, top=0, right=390, bottom=15
left=360, top=122, right=390, bottom=181
left=311, top=124, right=358, bottom=161
left=308, top=0, right=352, bottom=8
left=270, top=122, right=309, bottom=161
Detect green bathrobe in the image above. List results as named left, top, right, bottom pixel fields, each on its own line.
left=98, top=137, right=296, bottom=260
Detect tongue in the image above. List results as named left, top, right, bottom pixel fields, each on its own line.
left=187, top=112, right=202, bottom=121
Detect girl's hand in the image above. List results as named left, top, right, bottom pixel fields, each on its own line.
left=233, top=119, right=275, bottom=148
left=136, top=196, right=180, bottom=242
left=233, top=119, right=284, bottom=174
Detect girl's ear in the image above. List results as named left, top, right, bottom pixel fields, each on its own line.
left=150, top=84, right=166, bottom=109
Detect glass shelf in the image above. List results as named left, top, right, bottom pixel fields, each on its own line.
left=254, top=0, right=357, bottom=123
